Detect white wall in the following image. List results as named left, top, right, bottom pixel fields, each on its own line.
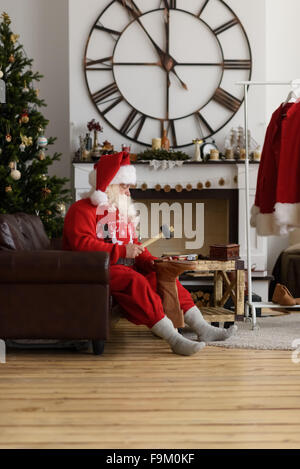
left=0, top=0, right=70, bottom=181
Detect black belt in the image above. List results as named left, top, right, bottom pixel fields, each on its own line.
left=116, top=258, right=135, bottom=267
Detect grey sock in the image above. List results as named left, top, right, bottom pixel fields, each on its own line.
left=151, top=316, right=206, bottom=356
left=184, top=306, right=238, bottom=342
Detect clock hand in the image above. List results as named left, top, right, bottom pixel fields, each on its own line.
left=163, top=8, right=188, bottom=90
left=121, top=2, right=188, bottom=90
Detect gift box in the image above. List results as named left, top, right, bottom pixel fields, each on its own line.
left=209, top=244, right=240, bottom=260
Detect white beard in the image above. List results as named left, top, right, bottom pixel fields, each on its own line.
left=106, top=186, right=139, bottom=229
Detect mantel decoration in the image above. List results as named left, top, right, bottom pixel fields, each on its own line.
left=87, top=118, right=103, bottom=158
left=224, top=126, right=260, bottom=161
left=192, top=139, right=203, bottom=162
left=137, top=149, right=190, bottom=162
left=84, top=1, right=252, bottom=148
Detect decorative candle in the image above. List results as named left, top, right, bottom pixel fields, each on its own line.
left=225, top=148, right=234, bottom=160
left=152, top=138, right=161, bottom=150
left=239, top=148, right=246, bottom=160
left=210, top=149, right=219, bottom=160
left=253, top=149, right=261, bottom=161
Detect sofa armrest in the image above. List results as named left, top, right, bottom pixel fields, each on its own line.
left=0, top=250, right=110, bottom=284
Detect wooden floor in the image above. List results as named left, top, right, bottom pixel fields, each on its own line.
left=1, top=318, right=300, bottom=449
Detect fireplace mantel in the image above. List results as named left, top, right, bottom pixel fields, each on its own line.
left=73, top=161, right=267, bottom=271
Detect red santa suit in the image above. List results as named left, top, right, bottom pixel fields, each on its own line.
left=251, top=101, right=300, bottom=235
left=63, top=152, right=194, bottom=328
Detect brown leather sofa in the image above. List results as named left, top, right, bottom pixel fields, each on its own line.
left=0, top=213, right=110, bottom=355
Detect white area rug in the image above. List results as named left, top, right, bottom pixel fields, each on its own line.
left=183, top=314, right=300, bottom=350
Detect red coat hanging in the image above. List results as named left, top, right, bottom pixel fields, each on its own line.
left=251, top=101, right=300, bottom=236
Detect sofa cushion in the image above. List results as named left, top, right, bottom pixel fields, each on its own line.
left=0, top=213, right=50, bottom=251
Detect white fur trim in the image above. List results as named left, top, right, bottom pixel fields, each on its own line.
left=90, top=190, right=108, bottom=206
left=250, top=203, right=300, bottom=236
left=110, top=164, right=136, bottom=186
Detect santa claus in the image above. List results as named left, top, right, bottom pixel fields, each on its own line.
left=63, top=152, right=237, bottom=355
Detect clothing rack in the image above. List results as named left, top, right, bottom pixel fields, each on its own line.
left=236, top=80, right=300, bottom=329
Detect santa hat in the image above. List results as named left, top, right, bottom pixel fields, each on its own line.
left=88, top=152, right=136, bottom=206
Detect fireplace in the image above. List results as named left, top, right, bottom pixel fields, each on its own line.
left=131, top=189, right=238, bottom=258
left=73, top=161, right=267, bottom=271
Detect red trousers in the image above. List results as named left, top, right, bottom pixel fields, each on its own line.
left=110, top=265, right=195, bottom=328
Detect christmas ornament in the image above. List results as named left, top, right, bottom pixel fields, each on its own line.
left=1, top=12, right=11, bottom=25
left=46, top=210, right=52, bottom=216
left=10, top=34, right=19, bottom=44
left=37, top=136, right=48, bottom=148
left=35, top=89, right=40, bottom=97
left=56, top=202, right=66, bottom=216
left=19, top=143, right=26, bottom=152
left=38, top=150, right=46, bottom=160
left=21, top=136, right=33, bottom=147
left=20, top=111, right=29, bottom=124
left=8, top=161, right=15, bottom=169
left=9, top=54, right=15, bottom=63
left=39, top=174, right=47, bottom=182
left=42, top=187, right=51, bottom=198
left=5, top=186, right=12, bottom=193
left=10, top=161, right=21, bottom=181
left=11, top=169, right=21, bottom=181
left=22, top=81, right=29, bottom=93
left=6, top=134, right=12, bottom=143
left=0, top=70, right=3, bottom=79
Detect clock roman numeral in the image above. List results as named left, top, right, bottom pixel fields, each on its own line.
left=166, top=120, right=177, bottom=148
left=198, top=0, right=210, bottom=17
left=214, top=19, right=239, bottom=35
left=133, top=114, right=146, bottom=140
left=102, top=97, right=124, bottom=116
left=92, top=83, right=119, bottom=106
left=85, top=57, right=113, bottom=71
left=195, top=112, right=214, bottom=136
left=120, top=109, right=139, bottom=135
left=116, top=0, right=142, bottom=17
left=163, top=0, right=177, bottom=9
left=213, top=88, right=242, bottom=113
left=224, top=60, right=251, bottom=70
left=120, top=109, right=147, bottom=140
left=95, top=24, right=122, bottom=37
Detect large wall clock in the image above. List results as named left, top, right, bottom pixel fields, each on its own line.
left=84, top=0, right=252, bottom=148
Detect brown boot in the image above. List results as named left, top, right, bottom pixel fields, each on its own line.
left=154, top=260, right=197, bottom=328
left=272, top=283, right=300, bottom=305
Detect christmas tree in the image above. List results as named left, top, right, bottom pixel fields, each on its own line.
left=0, top=12, right=71, bottom=238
